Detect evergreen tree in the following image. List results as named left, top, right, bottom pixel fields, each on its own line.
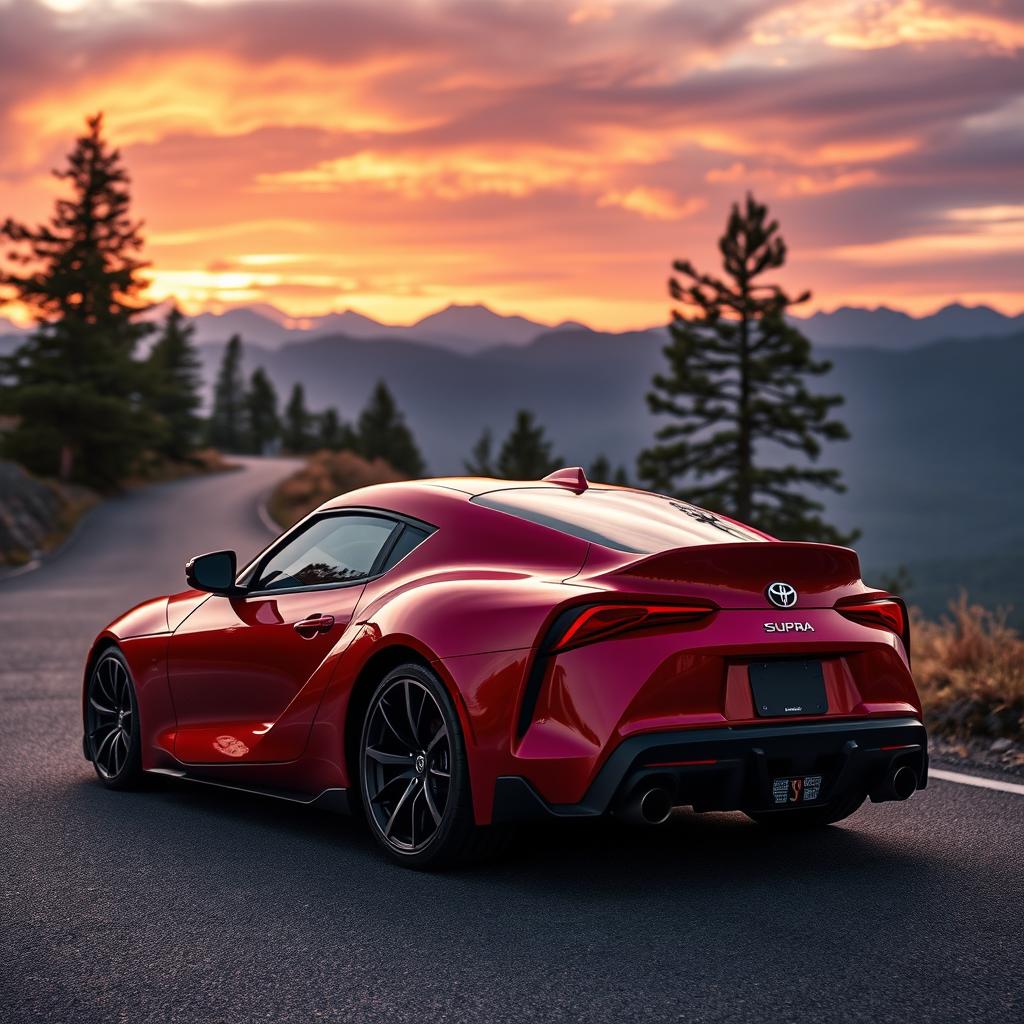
left=464, top=429, right=495, bottom=476
left=0, top=113, right=156, bottom=486
left=589, top=454, right=630, bottom=487
left=639, top=194, right=856, bottom=544
left=317, top=407, right=357, bottom=451
left=244, top=367, right=279, bottom=455
left=319, top=407, right=341, bottom=450
left=496, top=410, right=561, bottom=479
left=146, top=306, right=202, bottom=460
left=206, top=334, right=245, bottom=451
left=356, top=381, right=425, bottom=476
left=282, top=382, right=313, bottom=453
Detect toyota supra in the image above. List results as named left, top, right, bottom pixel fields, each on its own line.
left=83, top=468, right=927, bottom=867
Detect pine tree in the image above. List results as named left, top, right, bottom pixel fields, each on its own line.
left=282, top=383, right=312, bottom=453
left=319, top=407, right=341, bottom=450
left=356, top=381, right=425, bottom=476
left=244, top=368, right=279, bottom=455
left=639, top=194, right=856, bottom=544
left=464, top=429, right=495, bottom=475
left=496, top=410, right=561, bottom=479
left=0, top=113, right=156, bottom=486
left=206, top=335, right=245, bottom=451
left=146, top=306, right=202, bottom=460
left=317, top=407, right=357, bottom=451
left=589, top=454, right=630, bottom=487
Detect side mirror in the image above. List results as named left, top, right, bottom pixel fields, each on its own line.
left=185, top=550, right=241, bottom=596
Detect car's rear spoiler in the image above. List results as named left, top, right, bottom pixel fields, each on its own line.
left=587, top=541, right=865, bottom=608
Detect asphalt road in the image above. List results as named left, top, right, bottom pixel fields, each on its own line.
left=1, top=458, right=1022, bottom=1024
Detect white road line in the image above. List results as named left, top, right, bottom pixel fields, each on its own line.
left=257, top=497, right=280, bottom=535
left=929, top=767, right=1024, bottom=796
left=0, top=557, right=42, bottom=580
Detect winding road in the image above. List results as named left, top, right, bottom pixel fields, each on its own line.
left=1, top=458, right=1021, bottom=1023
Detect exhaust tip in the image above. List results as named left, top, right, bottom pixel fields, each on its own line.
left=891, top=765, right=918, bottom=801
left=639, top=787, right=673, bottom=825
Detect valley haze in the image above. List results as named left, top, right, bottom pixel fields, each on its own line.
left=1, top=301, right=1020, bottom=623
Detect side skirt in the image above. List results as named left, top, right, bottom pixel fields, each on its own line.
left=145, top=767, right=351, bottom=814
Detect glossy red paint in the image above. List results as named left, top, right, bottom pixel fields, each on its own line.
left=84, top=474, right=925, bottom=824
left=167, top=586, right=363, bottom=763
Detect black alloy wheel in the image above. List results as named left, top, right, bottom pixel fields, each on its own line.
left=359, top=663, right=510, bottom=868
left=361, top=673, right=453, bottom=853
left=85, top=650, right=143, bottom=788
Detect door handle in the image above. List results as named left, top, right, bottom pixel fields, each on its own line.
left=293, top=614, right=335, bottom=637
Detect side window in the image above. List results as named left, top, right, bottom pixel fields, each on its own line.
left=253, top=515, right=397, bottom=591
left=380, top=524, right=431, bottom=572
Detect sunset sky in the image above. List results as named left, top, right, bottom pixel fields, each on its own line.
left=1, top=0, right=1022, bottom=329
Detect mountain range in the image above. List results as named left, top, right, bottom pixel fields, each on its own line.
left=3, top=300, right=1022, bottom=353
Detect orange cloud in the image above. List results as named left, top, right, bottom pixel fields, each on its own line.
left=0, top=0, right=1020, bottom=328
left=597, top=188, right=705, bottom=221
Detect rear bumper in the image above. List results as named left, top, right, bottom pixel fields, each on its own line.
left=492, top=717, right=927, bottom=822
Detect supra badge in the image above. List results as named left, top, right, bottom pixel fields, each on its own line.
left=764, top=621, right=815, bottom=633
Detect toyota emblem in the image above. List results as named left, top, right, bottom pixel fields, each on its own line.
left=766, top=581, right=798, bottom=608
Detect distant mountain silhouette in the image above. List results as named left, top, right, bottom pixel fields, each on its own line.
left=174, top=300, right=1024, bottom=353
left=404, top=303, right=551, bottom=350
left=4, top=300, right=1023, bottom=354
left=792, top=302, right=1024, bottom=349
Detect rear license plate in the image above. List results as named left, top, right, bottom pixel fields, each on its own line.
left=772, top=775, right=823, bottom=805
left=749, top=659, right=828, bottom=717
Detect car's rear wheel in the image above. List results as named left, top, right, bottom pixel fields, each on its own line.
left=744, top=790, right=865, bottom=828
left=85, top=649, right=144, bottom=789
left=359, top=663, right=508, bottom=868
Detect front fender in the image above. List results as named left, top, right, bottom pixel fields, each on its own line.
left=102, top=595, right=170, bottom=639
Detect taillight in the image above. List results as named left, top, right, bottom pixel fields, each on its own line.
left=551, top=602, right=715, bottom=652
left=837, top=598, right=910, bottom=654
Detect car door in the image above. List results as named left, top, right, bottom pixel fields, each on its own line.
left=168, top=512, right=400, bottom=765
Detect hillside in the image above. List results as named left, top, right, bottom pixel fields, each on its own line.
left=195, top=328, right=1023, bottom=620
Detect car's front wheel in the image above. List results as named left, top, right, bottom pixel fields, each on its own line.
left=85, top=648, right=144, bottom=789
left=359, top=663, right=508, bottom=868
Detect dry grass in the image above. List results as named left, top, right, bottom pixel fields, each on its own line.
left=912, top=594, right=1024, bottom=741
left=267, top=449, right=405, bottom=529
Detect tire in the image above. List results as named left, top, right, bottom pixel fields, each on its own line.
left=84, top=648, right=145, bottom=790
left=745, top=790, right=866, bottom=829
left=358, top=663, right=510, bottom=869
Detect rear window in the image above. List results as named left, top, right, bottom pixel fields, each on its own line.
left=472, top=488, right=762, bottom=553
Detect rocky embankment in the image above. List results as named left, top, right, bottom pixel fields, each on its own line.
left=0, top=460, right=95, bottom=566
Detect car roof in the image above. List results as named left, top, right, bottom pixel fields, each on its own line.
left=323, top=467, right=606, bottom=506
left=321, top=469, right=768, bottom=554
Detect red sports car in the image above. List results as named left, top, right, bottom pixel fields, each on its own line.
left=83, top=468, right=926, bottom=867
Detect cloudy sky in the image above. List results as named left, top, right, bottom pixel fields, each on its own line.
left=1, top=0, right=1021, bottom=328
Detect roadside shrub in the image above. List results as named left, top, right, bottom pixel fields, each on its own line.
left=268, top=449, right=404, bottom=528
left=912, top=594, right=1024, bottom=741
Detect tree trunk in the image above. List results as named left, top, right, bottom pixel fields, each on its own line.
left=59, top=444, right=74, bottom=482
left=736, top=278, right=753, bottom=522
